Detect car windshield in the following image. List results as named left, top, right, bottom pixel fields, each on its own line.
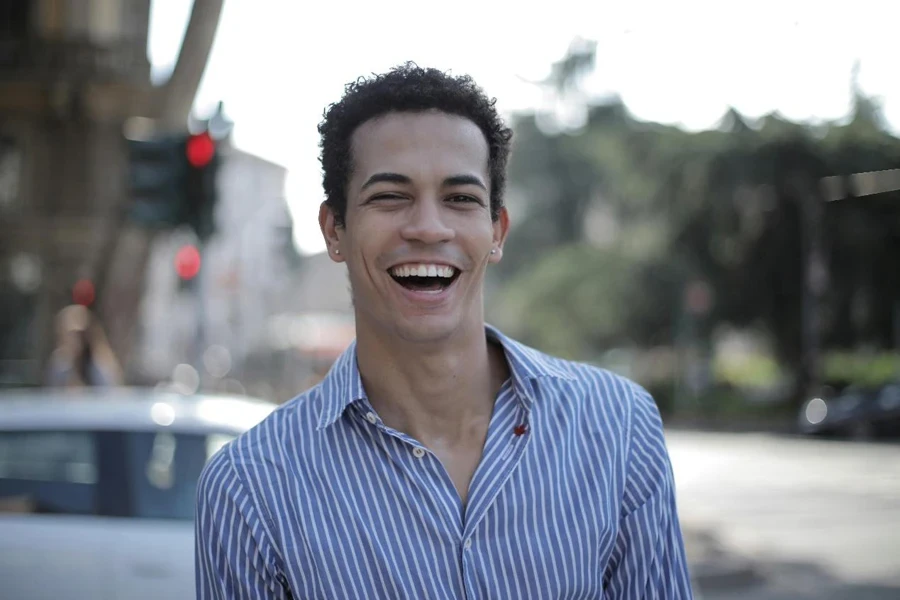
left=0, top=429, right=235, bottom=520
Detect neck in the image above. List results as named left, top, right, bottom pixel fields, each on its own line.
left=355, top=322, right=509, bottom=443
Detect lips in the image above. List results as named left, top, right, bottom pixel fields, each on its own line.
left=388, top=262, right=460, bottom=293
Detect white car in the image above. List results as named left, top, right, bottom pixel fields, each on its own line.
left=0, top=387, right=276, bottom=600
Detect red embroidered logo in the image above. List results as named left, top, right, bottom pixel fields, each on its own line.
left=513, top=424, right=528, bottom=436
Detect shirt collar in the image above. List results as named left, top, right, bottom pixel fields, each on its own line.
left=315, top=324, right=575, bottom=430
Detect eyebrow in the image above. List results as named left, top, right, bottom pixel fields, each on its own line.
left=443, top=174, right=487, bottom=191
left=360, top=172, right=411, bottom=191
left=359, top=172, right=488, bottom=192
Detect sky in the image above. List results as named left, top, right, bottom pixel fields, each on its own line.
left=148, top=0, right=900, bottom=255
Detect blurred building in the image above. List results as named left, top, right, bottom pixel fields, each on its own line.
left=0, top=0, right=154, bottom=387
left=133, top=144, right=297, bottom=388
left=133, top=149, right=358, bottom=402
left=267, top=251, right=357, bottom=394
left=0, top=1, right=224, bottom=388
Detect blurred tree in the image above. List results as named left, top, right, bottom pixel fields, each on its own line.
left=489, top=243, right=687, bottom=359
left=542, top=37, right=598, bottom=96
left=494, top=43, right=900, bottom=405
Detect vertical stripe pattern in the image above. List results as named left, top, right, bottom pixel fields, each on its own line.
left=196, top=325, right=694, bottom=599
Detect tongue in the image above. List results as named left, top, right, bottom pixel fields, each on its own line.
left=398, top=276, right=444, bottom=291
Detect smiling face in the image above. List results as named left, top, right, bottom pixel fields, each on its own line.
left=319, top=110, right=509, bottom=345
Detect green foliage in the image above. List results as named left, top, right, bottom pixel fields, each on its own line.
left=713, top=353, right=784, bottom=389
left=493, top=40, right=900, bottom=411
left=489, top=242, right=686, bottom=358
left=823, top=352, right=900, bottom=386
left=490, top=244, right=629, bottom=359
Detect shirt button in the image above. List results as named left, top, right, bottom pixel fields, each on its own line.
left=464, top=538, right=472, bottom=550
left=365, top=412, right=377, bottom=424
left=412, top=447, right=426, bottom=459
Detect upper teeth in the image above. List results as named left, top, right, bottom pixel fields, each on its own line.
left=390, top=264, right=456, bottom=278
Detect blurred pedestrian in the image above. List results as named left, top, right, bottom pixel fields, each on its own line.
left=196, top=64, right=693, bottom=599
left=45, top=304, right=123, bottom=388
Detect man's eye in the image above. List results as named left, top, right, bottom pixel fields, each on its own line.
left=447, top=195, right=480, bottom=204
left=370, top=194, right=405, bottom=202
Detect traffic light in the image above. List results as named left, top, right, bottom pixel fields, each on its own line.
left=184, top=132, right=219, bottom=241
left=186, top=132, right=215, bottom=168
left=127, top=135, right=187, bottom=228
left=174, top=244, right=201, bottom=292
left=174, top=244, right=201, bottom=281
left=127, top=130, right=220, bottom=241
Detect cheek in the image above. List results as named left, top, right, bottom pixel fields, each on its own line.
left=344, top=223, right=391, bottom=274
left=352, top=213, right=398, bottom=245
left=454, top=217, right=496, bottom=247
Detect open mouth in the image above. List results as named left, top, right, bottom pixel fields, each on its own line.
left=389, top=263, right=460, bottom=293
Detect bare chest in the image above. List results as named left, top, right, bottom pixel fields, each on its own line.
left=430, top=442, right=486, bottom=506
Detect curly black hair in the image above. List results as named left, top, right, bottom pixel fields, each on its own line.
left=318, top=63, right=513, bottom=227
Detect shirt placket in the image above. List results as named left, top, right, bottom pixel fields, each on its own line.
left=458, top=382, right=533, bottom=600
left=351, top=387, right=533, bottom=600
left=353, top=403, right=465, bottom=550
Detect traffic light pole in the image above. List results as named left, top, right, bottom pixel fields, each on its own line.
left=194, top=240, right=208, bottom=392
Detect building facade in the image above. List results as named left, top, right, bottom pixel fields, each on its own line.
left=134, top=144, right=298, bottom=392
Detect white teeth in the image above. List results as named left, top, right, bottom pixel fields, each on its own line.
left=389, top=264, right=457, bottom=278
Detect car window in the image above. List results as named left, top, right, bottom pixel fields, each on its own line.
left=0, top=431, right=97, bottom=515
left=0, top=429, right=235, bottom=520
left=125, top=431, right=235, bottom=520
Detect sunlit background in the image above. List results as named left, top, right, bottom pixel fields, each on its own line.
left=150, top=0, right=900, bottom=254
left=1, top=1, right=899, bottom=598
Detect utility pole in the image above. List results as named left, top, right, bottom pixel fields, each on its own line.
left=798, top=171, right=828, bottom=403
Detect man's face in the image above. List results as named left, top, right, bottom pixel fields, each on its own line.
left=320, top=110, right=509, bottom=344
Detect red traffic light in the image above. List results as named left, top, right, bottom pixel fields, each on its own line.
left=175, top=245, right=201, bottom=280
left=72, top=279, right=95, bottom=306
left=186, top=132, right=215, bottom=168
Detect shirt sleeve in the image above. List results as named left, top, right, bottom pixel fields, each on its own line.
left=603, top=388, right=694, bottom=599
left=195, top=449, right=289, bottom=600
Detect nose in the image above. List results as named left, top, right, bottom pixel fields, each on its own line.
left=399, top=197, right=455, bottom=244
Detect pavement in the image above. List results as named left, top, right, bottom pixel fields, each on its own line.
left=683, top=525, right=761, bottom=593
left=666, top=430, right=900, bottom=599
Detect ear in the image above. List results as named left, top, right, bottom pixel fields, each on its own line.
left=489, top=207, right=510, bottom=264
left=318, top=202, right=345, bottom=263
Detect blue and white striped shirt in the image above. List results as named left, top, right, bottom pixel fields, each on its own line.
left=196, top=326, right=693, bottom=599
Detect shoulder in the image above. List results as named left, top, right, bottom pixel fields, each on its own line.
left=504, top=333, right=658, bottom=425
left=197, top=386, right=327, bottom=536
left=241, top=385, right=325, bottom=453
left=524, top=349, right=674, bottom=509
left=513, top=342, right=672, bottom=497
left=202, top=386, right=325, bottom=491
left=500, top=330, right=669, bottom=450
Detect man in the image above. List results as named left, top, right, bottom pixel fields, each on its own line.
left=196, top=63, right=694, bottom=599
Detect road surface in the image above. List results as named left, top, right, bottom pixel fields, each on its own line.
left=666, top=430, right=900, bottom=599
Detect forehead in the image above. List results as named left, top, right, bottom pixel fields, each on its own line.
left=349, top=111, right=489, bottom=182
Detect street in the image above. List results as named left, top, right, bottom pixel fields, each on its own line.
left=667, top=430, right=900, bottom=599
